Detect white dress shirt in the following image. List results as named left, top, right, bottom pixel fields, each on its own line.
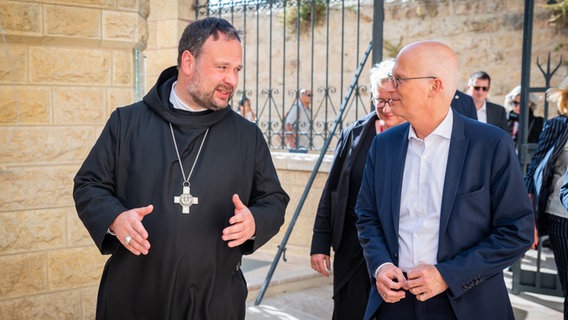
left=397, top=108, right=453, bottom=272
left=476, top=102, right=487, bottom=123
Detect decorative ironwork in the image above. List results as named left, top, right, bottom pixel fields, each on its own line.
left=195, top=0, right=372, bottom=152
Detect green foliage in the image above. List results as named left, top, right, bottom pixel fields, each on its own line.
left=384, top=37, right=404, bottom=59
left=543, top=0, right=568, bottom=30
left=285, top=0, right=327, bottom=33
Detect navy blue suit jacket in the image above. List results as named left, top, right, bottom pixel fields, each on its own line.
left=451, top=90, right=477, bottom=120
left=356, top=110, right=534, bottom=320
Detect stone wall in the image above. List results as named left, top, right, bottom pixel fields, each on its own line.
left=0, top=0, right=567, bottom=318
left=0, top=0, right=149, bottom=318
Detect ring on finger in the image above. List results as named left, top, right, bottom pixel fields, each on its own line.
left=125, top=236, right=132, bottom=245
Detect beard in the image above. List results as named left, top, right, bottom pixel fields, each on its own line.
left=187, top=80, right=234, bottom=111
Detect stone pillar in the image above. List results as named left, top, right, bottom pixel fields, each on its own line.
left=144, top=0, right=197, bottom=94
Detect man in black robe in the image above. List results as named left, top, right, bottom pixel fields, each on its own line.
left=73, top=17, right=289, bottom=319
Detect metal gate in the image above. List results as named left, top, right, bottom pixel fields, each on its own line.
left=511, top=0, right=564, bottom=298
left=195, top=0, right=376, bottom=152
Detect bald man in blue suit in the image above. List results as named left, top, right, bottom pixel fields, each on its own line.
left=355, top=41, right=534, bottom=320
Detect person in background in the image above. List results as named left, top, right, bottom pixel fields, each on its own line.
left=466, top=71, right=509, bottom=132
left=238, top=96, right=256, bottom=122
left=505, top=85, right=544, bottom=147
left=310, top=58, right=406, bottom=320
left=73, top=17, right=289, bottom=319
left=355, top=40, right=534, bottom=320
left=450, top=90, right=477, bottom=120
left=285, top=88, right=312, bottom=150
left=526, top=76, right=568, bottom=319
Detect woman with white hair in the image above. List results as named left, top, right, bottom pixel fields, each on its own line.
left=505, top=85, right=544, bottom=146
left=526, top=76, right=568, bottom=319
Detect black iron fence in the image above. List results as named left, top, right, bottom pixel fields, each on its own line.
left=195, top=0, right=374, bottom=152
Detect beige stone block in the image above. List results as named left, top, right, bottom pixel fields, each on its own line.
left=0, top=289, right=82, bottom=319
left=0, top=252, right=47, bottom=299
left=0, top=85, right=50, bottom=124
left=0, top=165, right=77, bottom=211
left=0, top=1, right=41, bottom=35
left=44, top=5, right=101, bottom=38
left=48, top=246, right=106, bottom=290
left=118, top=0, right=138, bottom=10
left=29, top=47, right=111, bottom=85
left=53, top=87, right=106, bottom=124
left=112, top=50, right=134, bottom=86
left=0, top=44, right=27, bottom=83
left=103, top=11, right=138, bottom=41
left=0, top=127, right=96, bottom=165
left=107, top=87, right=135, bottom=114
left=143, top=48, right=177, bottom=92
left=44, top=0, right=115, bottom=8
left=0, top=209, right=65, bottom=254
left=81, top=286, right=99, bottom=319
left=156, top=19, right=181, bottom=49
left=148, top=0, right=184, bottom=20
left=67, top=207, right=94, bottom=247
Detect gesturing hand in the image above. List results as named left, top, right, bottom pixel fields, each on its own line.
left=110, top=205, right=153, bottom=255
left=222, top=194, right=256, bottom=248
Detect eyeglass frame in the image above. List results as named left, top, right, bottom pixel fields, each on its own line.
left=371, top=97, right=392, bottom=109
left=387, top=73, right=437, bottom=89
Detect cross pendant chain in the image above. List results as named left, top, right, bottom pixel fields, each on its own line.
left=174, top=185, right=199, bottom=214
left=169, top=124, right=209, bottom=215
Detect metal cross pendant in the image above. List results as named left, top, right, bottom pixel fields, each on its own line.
left=174, top=185, right=198, bottom=214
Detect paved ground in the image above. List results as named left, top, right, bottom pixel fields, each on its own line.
left=242, top=246, right=564, bottom=320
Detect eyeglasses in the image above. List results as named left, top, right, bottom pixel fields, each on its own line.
left=387, top=73, right=436, bottom=89
left=473, top=86, right=489, bottom=92
left=371, top=97, right=392, bottom=109
left=512, top=101, right=520, bottom=106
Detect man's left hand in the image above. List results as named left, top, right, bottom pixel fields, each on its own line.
left=222, top=194, right=256, bottom=247
left=406, top=264, right=448, bottom=302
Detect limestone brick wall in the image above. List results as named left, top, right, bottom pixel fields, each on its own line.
left=0, top=0, right=148, bottom=318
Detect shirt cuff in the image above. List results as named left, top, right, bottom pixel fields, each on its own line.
left=375, top=262, right=395, bottom=278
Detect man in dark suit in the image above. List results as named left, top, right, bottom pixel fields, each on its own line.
left=466, top=71, right=509, bottom=132
left=450, top=90, right=477, bottom=120
left=355, top=40, right=534, bottom=320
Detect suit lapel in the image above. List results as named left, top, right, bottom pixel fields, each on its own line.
left=438, top=112, right=468, bottom=246
left=391, top=126, right=409, bottom=236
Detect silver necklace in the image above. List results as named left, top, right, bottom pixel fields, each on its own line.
left=169, top=123, right=209, bottom=214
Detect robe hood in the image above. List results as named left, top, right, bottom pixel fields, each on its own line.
left=142, top=66, right=232, bottom=129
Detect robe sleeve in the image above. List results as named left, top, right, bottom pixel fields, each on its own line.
left=73, top=110, right=128, bottom=254
left=240, top=128, right=290, bottom=254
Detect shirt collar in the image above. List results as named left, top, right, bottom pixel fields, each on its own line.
left=169, top=81, right=207, bottom=112
left=408, top=108, right=453, bottom=141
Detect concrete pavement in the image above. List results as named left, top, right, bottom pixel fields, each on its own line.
left=242, top=248, right=564, bottom=319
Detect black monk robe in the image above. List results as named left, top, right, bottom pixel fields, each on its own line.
left=73, top=66, right=289, bottom=320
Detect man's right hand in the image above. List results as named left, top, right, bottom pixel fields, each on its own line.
left=376, top=264, right=407, bottom=303
left=310, top=254, right=331, bottom=277
left=109, top=205, right=153, bottom=255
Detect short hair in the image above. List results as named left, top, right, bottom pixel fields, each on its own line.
left=177, top=17, right=241, bottom=67
left=369, top=58, right=395, bottom=98
left=468, top=71, right=491, bottom=87
left=504, top=85, right=539, bottom=111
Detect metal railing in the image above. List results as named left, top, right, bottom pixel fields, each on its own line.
left=196, top=0, right=375, bottom=152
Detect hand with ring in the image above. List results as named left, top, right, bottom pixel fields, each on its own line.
left=109, top=205, right=154, bottom=255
